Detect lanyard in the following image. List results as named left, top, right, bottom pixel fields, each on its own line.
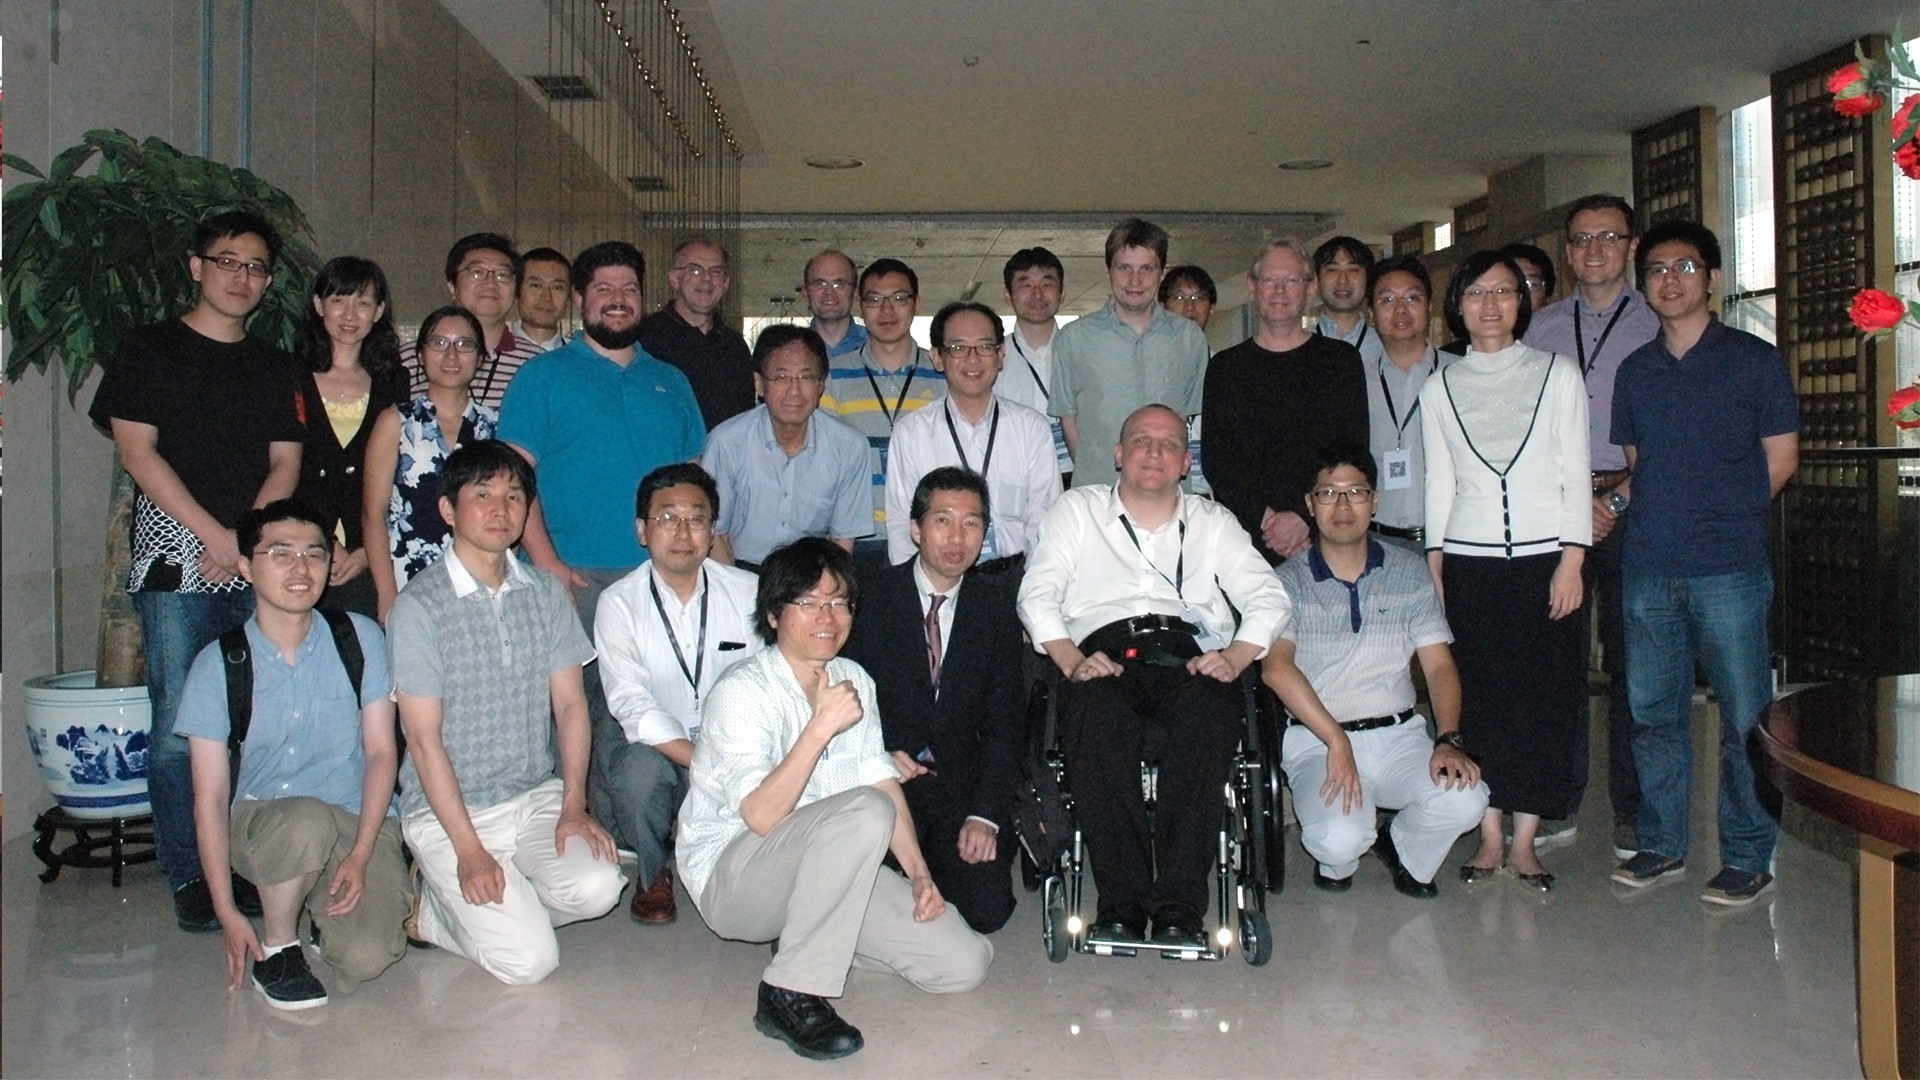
left=1117, top=515, right=1185, bottom=598
left=647, top=569, right=709, bottom=701
left=1009, top=334, right=1048, bottom=399
left=862, top=362, right=917, bottom=430
left=1573, top=296, right=1630, bottom=377
left=943, top=399, right=1000, bottom=481
left=1377, top=348, right=1439, bottom=443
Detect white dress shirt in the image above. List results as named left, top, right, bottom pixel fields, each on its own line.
left=1018, top=485, right=1292, bottom=654
left=1000, top=326, right=1074, bottom=475
left=593, top=558, right=763, bottom=746
left=884, top=395, right=1062, bottom=565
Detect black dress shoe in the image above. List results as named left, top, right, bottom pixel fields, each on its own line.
left=1312, top=867, right=1353, bottom=892
left=1149, top=903, right=1206, bottom=949
left=1374, top=836, right=1438, bottom=898
left=232, top=874, right=264, bottom=918
left=1088, top=909, right=1146, bottom=943
left=754, top=981, right=863, bottom=1060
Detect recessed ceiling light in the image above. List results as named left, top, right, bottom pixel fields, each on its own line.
left=1278, top=159, right=1334, bottom=171
left=805, top=155, right=864, bottom=170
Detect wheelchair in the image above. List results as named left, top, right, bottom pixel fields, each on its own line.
left=1016, top=667, right=1284, bottom=965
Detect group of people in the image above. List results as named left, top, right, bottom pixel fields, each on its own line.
left=87, top=194, right=1798, bottom=1060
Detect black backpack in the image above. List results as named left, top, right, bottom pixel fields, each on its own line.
left=219, top=610, right=366, bottom=756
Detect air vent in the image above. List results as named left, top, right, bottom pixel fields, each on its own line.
left=530, top=75, right=597, bottom=102
left=627, top=175, right=671, bottom=193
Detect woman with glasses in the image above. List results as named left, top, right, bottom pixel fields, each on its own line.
left=1418, top=250, right=1591, bottom=891
left=291, top=257, right=409, bottom=617
left=361, top=306, right=499, bottom=623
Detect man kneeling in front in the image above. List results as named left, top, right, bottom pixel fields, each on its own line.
left=678, top=537, right=991, bottom=1061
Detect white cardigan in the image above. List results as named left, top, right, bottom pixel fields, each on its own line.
left=1418, top=342, right=1591, bottom=558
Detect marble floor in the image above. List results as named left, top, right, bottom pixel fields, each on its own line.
left=2, top=701, right=1866, bottom=1079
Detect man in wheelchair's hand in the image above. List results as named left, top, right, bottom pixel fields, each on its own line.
left=1186, top=641, right=1262, bottom=683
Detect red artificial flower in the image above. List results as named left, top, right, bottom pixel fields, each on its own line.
left=1829, top=63, right=1885, bottom=117
left=1851, top=288, right=1907, bottom=334
left=1898, top=140, right=1920, bottom=180
left=1889, top=384, right=1920, bottom=430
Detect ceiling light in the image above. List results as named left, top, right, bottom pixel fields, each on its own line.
left=1278, top=159, right=1334, bottom=171
left=805, top=155, right=864, bottom=170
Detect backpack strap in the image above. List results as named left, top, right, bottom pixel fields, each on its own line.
left=319, top=609, right=366, bottom=704
left=220, top=626, right=254, bottom=753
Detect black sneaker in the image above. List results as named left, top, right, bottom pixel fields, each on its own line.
left=1611, top=851, right=1686, bottom=888
left=173, top=877, right=220, bottom=933
left=1700, top=867, right=1776, bottom=907
left=232, top=874, right=264, bottom=918
left=251, top=947, right=329, bottom=1011
left=753, top=981, right=862, bottom=1060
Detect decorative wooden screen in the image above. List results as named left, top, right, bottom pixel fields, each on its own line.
left=1632, top=107, right=1718, bottom=230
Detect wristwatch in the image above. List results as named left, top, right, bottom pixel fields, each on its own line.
left=1433, top=730, right=1466, bottom=751
left=1605, top=491, right=1630, bottom=515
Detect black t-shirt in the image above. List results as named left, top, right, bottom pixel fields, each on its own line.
left=638, top=305, right=757, bottom=431
left=89, top=319, right=303, bottom=591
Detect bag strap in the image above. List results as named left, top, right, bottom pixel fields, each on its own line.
left=221, top=611, right=365, bottom=755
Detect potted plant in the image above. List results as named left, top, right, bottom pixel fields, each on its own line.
left=2, top=129, right=318, bottom=816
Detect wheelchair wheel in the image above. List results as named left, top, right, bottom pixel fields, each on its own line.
left=1239, top=907, right=1273, bottom=967
left=1042, top=881, right=1071, bottom=963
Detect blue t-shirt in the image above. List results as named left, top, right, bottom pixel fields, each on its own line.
left=498, top=336, right=705, bottom=569
left=174, top=613, right=393, bottom=815
left=1611, top=318, right=1799, bottom=577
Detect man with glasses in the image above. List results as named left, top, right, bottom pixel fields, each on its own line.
left=998, top=247, right=1074, bottom=483
left=1204, top=238, right=1370, bottom=565
left=1050, top=217, right=1207, bottom=488
left=1261, top=443, right=1486, bottom=898
left=1524, top=194, right=1663, bottom=858
left=592, top=464, right=764, bottom=926
left=641, top=237, right=756, bottom=430
left=702, top=325, right=871, bottom=569
left=882, top=302, right=1061, bottom=566
left=90, top=209, right=304, bottom=933
left=820, top=258, right=945, bottom=556
left=1160, top=265, right=1217, bottom=332
left=1363, top=255, right=1447, bottom=554
left=1609, top=221, right=1798, bottom=907
left=403, top=233, right=544, bottom=410
left=802, top=250, right=869, bottom=359
left=1313, top=236, right=1384, bottom=368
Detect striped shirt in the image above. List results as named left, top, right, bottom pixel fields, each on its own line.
left=1275, top=540, right=1452, bottom=723
left=818, top=343, right=945, bottom=539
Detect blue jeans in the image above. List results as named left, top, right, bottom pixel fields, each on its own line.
left=135, top=588, right=255, bottom=890
left=1622, top=567, right=1779, bottom=873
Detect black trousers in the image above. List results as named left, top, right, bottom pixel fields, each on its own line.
left=901, top=776, right=1016, bottom=934
left=1060, top=661, right=1241, bottom=919
left=1573, top=522, right=1642, bottom=821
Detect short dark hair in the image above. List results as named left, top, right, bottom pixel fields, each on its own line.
left=1442, top=250, right=1534, bottom=343
left=1635, top=220, right=1722, bottom=279
left=1312, top=236, right=1375, bottom=275
left=414, top=305, right=486, bottom=357
left=1104, top=217, right=1169, bottom=268
left=910, top=465, right=991, bottom=524
left=753, top=537, right=859, bottom=645
left=1367, top=254, right=1433, bottom=304
left=1498, top=242, right=1556, bottom=299
left=522, top=246, right=572, bottom=272
left=1563, top=194, right=1636, bottom=235
left=571, top=241, right=646, bottom=295
left=440, top=439, right=537, bottom=506
left=296, top=256, right=402, bottom=380
left=929, top=301, right=1005, bottom=350
left=194, top=210, right=282, bottom=265
left=1160, top=265, right=1217, bottom=305
left=1002, top=247, right=1064, bottom=292
left=444, top=232, right=521, bottom=285
left=1311, top=439, right=1378, bottom=490
left=858, top=257, right=918, bottom=297
left=237, top=498, right=332, bottom=556
left=636, top=462, right=720, bottom=521
left=752, top=323, right=829, bottom=379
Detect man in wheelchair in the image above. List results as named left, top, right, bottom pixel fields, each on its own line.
left=1018, top=405, right=1291, bottom=949
left=1261, top=442, right=1487, bottom=897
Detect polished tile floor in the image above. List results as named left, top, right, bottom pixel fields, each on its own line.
left=3, top=701, right=1865, bottom=1078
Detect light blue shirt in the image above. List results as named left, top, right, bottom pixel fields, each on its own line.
left=813, top=319, right=869, bottom=359
left=701, top=404, right=873, bottom=564
left=175, top=612, right=393, bottom=815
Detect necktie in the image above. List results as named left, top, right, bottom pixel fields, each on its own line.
left=925, top=593, right=946, bottom=687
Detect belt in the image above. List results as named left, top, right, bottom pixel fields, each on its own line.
left=1370, top=522, right=1424, bottom=544
left=1592, top=469, right=1630, bottom=495
left=1079, top=615, right=1202, bottom=668
left=1288, top=706, right=1419, bottom=732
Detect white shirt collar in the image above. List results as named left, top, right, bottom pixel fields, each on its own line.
left=912, top=556, right=963, bottom=605
left=647, top=561, right=709, bottom=613
left=444, top=547, right=533, bottom=599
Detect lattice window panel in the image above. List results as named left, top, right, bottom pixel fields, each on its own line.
left=1633, top=108, right=1714, bottom=229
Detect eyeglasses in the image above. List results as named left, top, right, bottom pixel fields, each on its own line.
left=1461, top=286, right=1519, bottom=302
left=1642, top=259, right=1705, bottom=279
left=1567, top=231, right=1629, bottom=249
left=1309, top=486, right=1376, bottom=505
left=1523, top=277, right=1548, bottom=293
left=457, top=265, right=517, bottom=285
left=1168, top=293, right=1210, bottom=304
left=788, top=596, right=853, bottom=615
left=860, top=292, right=915, bottom=309
left=424, top=336, right=481, bottom=355
left=1254, top=274, right=1314, bottom=291
left=762, top=372, right=824, bottom=387
left=1374, top=291, right=1427, bottom=308
left=807, top=278, right=852, bottom=292
left=940, top=342, right=1000, bottom=359
left=252, top=545, right=331, bottom=567
left=645, top=512, right=713, bottom=533
left=674, top=263, right=728, bottom=279
left=202, top=254, right=271, bottom=280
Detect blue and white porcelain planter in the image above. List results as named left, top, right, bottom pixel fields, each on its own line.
left=23, top=672, right=153, bottom=820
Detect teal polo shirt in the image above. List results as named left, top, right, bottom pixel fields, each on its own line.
left=499, top=336, right=704, bottom=569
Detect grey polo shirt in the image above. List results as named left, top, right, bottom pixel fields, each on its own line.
left=1275, top=540, right=1452, bottom=723
left=701, top=403, right=873, bottom=564
left=1049, top=298, right=1208, bottom=487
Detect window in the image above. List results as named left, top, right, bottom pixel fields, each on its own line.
left=1718, top=95, right=1775, bottom=343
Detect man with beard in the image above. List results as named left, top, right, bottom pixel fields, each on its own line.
left=501, top=241, right=706, bottom=812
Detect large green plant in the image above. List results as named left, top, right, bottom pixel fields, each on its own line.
left=1, top=130, right=321, bottom=685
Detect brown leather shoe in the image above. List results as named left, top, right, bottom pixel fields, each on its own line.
left=631, top=867, right=677, bottom=925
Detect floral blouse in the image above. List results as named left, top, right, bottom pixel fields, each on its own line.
left=387, top=395, right=499, bottom=587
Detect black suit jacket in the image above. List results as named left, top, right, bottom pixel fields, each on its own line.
left=841, top=559, right=1026, bottom=828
